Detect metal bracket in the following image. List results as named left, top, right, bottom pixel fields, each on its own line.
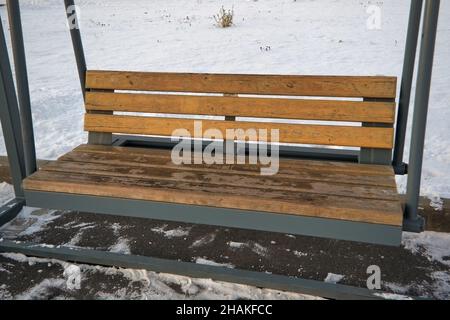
left=113, top=135, right=360, bottom=162
left=403, top=215, right=425, bottom=233
left=0, top=198, right=25, bottom=227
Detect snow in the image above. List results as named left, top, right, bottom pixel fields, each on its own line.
left=1, top=252, right=58, bottom=265
left=109, top=237, right=131, bottom=255
left=150, top=225, right=191, bottom=239
left=0, top=205, right=60, bottom=237
left=0, top=182, right=14, bottom=204
left=195, top=257, right=235, bottom=269
left=0, top=0, right=449, bottom=199
left=190, top=233, right=216, bottom=248
left=228, top=241, right=245, bottom=249
left=324, top=273, right=345, bottom=284
left=373, top=293, right=413, bottom=301
left=227, top=241, right=268, bottom=257
left=15, top=278, right=68, bottom=300
left=430, top=271, right=450, bottom=300
left=63, top=264, right=81, bottom=290
left=402, top=231, right=450, bottom=267
left=293, top=250, right=308, bottom=258
left=2, top=252, right=320, bottom=300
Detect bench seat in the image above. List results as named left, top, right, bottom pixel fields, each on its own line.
left=23, top=144, right=403, bottom=228
left=21, top=71, right=403, bottom=245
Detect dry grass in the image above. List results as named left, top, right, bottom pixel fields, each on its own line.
left=214, top=6, right=234, bottom=28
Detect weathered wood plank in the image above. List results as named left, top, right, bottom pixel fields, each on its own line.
left=84, top=114, right=394, bottom=149
left=23, top=170, right=403, bottom=226
left=85, top=92, right=396, bottom=124
left=71, top=144, right=396, bottom=177
left=40, top=160, right=399, bottom=201
left=59, top=151, right=396, bottom=188
left=86, top=71, right=397, bottom=99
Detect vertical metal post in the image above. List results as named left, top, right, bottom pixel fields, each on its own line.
left=0, top=18, right=26, bottom=198
left=64, top=0, right=87, bottom=99
left=404, top=0, right=440, bottom=232
left=393, top=0, right=424, bottom=175
left=6, top=0, right=37, bottom=176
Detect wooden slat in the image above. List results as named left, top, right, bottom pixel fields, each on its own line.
left=86, top=71, right=397, bottom=99
left=85, top=92, right=396, bottom=124
left=84, top=114, right=394, bottom=149
left=41, top=160, right=398, bottom=201
left=73, top=144, right=395, bottom=177
left=59, top=150, right=396, bottom=188
left=24, top=170, right=403, bottom=226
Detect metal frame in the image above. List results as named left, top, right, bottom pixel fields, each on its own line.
left=0, top=18, right=26, bottom=194
left=0, top=198, right=25, bottom=226
left=24, top=190, right=402, bottom=246
left=393, top=0, right=424, bottom=175
left=0, top=16, right=26, bottom=224
left=404, top=0, right=440, bottom=232
left=6, top=0, right=37, bottom=176
left=113, top=135, right=360, bottom=162
left=64, top=0, right=87, bottom=98
left=0, top=0, right=441, bottom=299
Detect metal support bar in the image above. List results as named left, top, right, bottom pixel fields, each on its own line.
left=393, top=0, right=424, bottom=175
left=64, top=0, right=87, bottom=99
left=0, top=18, right=26, bottom=198
left=0, top=198, right=25, bottom=227
left=113, top=135, right=360, bottom=162
left=404, top=0, right=440, bottom=232
left=24, top=190, right=402, bottom=246
left=6, top=0, right=37, bottom=176
left=0, top=240, right=406, bottom=300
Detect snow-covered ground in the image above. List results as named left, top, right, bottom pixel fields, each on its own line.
left=0, top=0, right=449, bottom=200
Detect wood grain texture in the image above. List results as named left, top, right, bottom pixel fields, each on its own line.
left=41, top=159, right=398, bottom=201
left=58, top=153, right=397, bottom=192
left=85, top=92, right=396, bottom=123
left=23, top=145, right=403, bottom=226
left=84, top=114, right=394, bottom=149
left=86, top=70, right=397, bottom=99
left=64, top=145, right=396, bottom=181
left=24, top=169, right=402, bottom=226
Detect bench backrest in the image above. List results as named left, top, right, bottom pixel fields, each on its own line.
left=84, top=71, right=397, bottom=157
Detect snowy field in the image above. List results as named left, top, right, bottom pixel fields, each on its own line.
left=0, top=0, right=449, bottom=201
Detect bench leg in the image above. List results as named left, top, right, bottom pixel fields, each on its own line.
left=87, top=90, right=113, bottom=145
left=360, top=97, right=394, bottom=166
left=404, top=0, right=440, bottom=233
left=88, top=132, right=113, bottom=145
left=359, top=123, right=393, bottom=165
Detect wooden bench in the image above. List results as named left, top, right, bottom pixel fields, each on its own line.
left=22, top=71, right=403, bottom=245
